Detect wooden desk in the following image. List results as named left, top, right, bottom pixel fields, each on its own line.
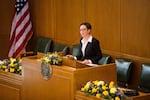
left=0, top=56, right=117, bottom=100
left=0, top=70, right=23, bottom=100
left=130, top=92, right=150, bottom=100
left=75, top=90, right=150, bottom=100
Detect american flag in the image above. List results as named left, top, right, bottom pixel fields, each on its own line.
left=8, top=0, right=33, bottom=57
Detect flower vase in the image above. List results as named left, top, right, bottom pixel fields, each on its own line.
left=41, top=62, right=52, bottom=80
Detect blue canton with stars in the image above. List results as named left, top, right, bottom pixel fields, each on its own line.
left=15, top=0, right=27, bottom=14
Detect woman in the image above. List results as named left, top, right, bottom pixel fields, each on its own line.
left=68, top=22, right=102, bottom=64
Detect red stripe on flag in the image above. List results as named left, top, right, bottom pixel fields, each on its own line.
left=13, top=29, right=32, bottom=57
left=8, top=1, right=33, bottom=57
left=16, top=18, right=30, bottom=42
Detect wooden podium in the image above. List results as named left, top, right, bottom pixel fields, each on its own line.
left=0, top=55, right=117, bottom=100
left=22, top=56, right=117, bottom=100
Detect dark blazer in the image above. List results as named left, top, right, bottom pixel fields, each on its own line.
left=76, top=37, right=102, bottom=64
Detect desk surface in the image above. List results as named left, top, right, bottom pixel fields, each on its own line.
left=75, top=90, right=150, bottom=100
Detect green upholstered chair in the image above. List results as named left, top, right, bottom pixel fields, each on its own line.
left=33, top=36, right=52, bottom=54
left=98, top=54, right=111, bottom=65
left=115, top=58, right=133, bottom=88
left=23, top=36, right=52, bottom=57
left=52, top=43, right=69, bottom=56
left=72, top=44, right=80, bottom=57
left=138, top=63, right=150, bottom=93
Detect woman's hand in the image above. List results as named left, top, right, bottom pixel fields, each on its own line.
left=81, top=59, right=92, bottom=64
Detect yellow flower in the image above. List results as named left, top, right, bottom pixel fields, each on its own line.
left=109, top=84, right=114, bottom=88
left=2, top=65, right=7, bottom=69
left=93, top=80, right=99, bottom=86
left=96, top=93, right=101, bottom=98
left=92, top=87, right=97, bottom=93
left=10, top=68, right=15, bottom=73
left=5, top=69, right=9, bottom=72
left=103, top=90, right=109, bottom=96
left=1, top=61, right=5, bottom=65
left=53, top=59, right=57, bottom=64
left=10, top=57, right=16, bottom=64
left=102, top=85, right=108, bottom=90
left=0, top=57, right=22, bottom=75
left=84, top=84, right=89, bottom=91
left=109, top=81, right=115, bottom=88
left=105, top=83, right=108, bottom=87
left=41, top=52, right=62, bottom=65
left=81, top=80, right=125, bottom=100
left=110, top=87, right=117, bottom=94
left=43, top=57, right=50, bottom=63
left=109, top=81, right=115, bottom=85
left=97, top=81, right=104, bottom=86
left=19, top=66, right=22, bottom=70
left=9, top=63, right=15, bottom=67
left=115, top=96, right=120, bottom=100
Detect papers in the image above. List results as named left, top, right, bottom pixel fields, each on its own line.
left=87, top=63, right=99, bottom=66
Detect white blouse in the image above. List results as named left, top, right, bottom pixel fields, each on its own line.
left=81, top=35, right=92, bottom=56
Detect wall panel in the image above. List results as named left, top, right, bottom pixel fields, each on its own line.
left=0, top=0, right=14, bottom=59
left=29, top=0, right=53, bottom=38
left=85, top=0, right=121, bottom=52
left=121, top=0, right=150, bottom=58
left=54, top=0, right=84, bottom=45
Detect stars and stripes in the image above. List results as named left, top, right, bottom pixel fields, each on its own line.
left=8, top=0, right=33, bottom=57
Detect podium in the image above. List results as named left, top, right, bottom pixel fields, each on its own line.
left=0, top=55, right=117, bottom=100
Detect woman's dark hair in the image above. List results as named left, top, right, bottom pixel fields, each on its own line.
left=80, top=22, right=92, bottom=30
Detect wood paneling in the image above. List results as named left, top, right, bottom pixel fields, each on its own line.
left=85, top=0, right=121, bottom=51
left=0, top=35, right=9, bottom=59
left=0, top=71, right=22, bottom=100
left=0, top=0, right=14, bottom=59
left=0, top=83, right=20, bottom=100
left=55, top=0, right=84, bottom=45
left=121, top=0, right=150, bottom=58
left=29, top=0, right=53, bottom=37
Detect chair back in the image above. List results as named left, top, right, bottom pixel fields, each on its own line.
left=115, top=58, right=133, bottom=87
left=138, top=63, right=150, bottom=93
left=98, top=54, right=111, bottom=65
left=72, top=44, right=80, bottom=57
left=53, top=43, right=69, bottom=55
left=34, top=36, right=52, bottom=54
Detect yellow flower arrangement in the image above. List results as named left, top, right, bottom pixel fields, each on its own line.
left=40, top=52, right=62, bottom=65
left=0, top=57, right=22, bottom=75
left=81, top=80, right=127, bottom=100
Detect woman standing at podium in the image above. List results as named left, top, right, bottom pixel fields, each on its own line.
left=67, top=22, right=102, bottom=64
